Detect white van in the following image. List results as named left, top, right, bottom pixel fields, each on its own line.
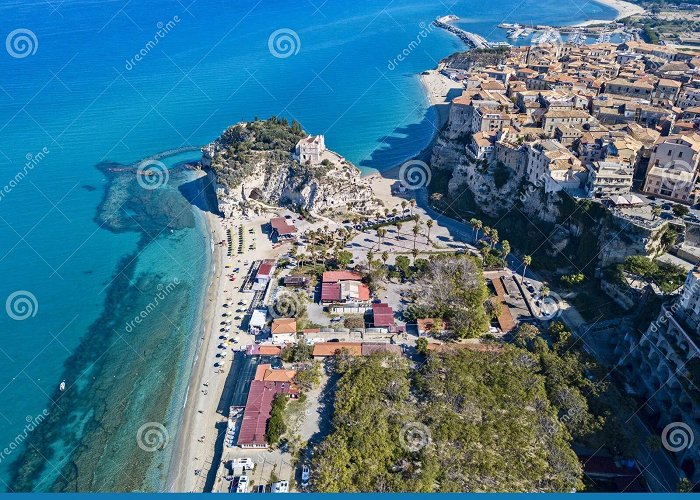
left=271, top=480, right=289, bottom=493
left=231, top=457, right=255, bottom=470
left=236, top=475, right=249, bottom=493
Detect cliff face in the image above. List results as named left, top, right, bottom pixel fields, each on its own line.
left=201, top=118, right=373, bottom=216
left=430, top=114, right=669, bottom=272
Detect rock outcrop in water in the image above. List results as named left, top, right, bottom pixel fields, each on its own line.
left=201, top=117, right=374, bottom=217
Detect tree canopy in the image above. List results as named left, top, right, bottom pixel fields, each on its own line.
left=312, top=350, right=583, bottom=492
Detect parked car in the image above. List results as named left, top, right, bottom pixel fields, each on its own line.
left=232, top=457, right=255, bottom=470
left=271, top=480, right=289, bottom=493
left=301, top=466, right=310, bottom=487
left=236, top=475, right=249, bottom=493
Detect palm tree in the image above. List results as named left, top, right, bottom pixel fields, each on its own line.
left=401, top=200, right=407, bottom=213
left=377, top=228, right=387, bottom=251
left=541, top=285, right=550, bottom=297
left=426, top=219, right=434, bottom=244
left=412, top=222, right=421, bottom=250
left=490, top=229, right=499, bottom=250
left=409, top=199, right=416, bottom=217
left=396, top=221, right=403, bottom=239
left=367, top=249, right=375, bottom=268
left=522, top=255, right=532, bottom=284
left=501, top=240, right=510, bottom=260
left=381, top=251, right=389, bottom=267
left=470, top=218, right=483, bottom=243
left=411, top=248, right=419, bottom=265
left=652, top=205, right=662, bottom=221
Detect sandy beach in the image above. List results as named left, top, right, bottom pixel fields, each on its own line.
left=419, top=69, right=463, bottom=130
left=166, top=206, right=227, bottom=492
left=166, top=174, right=287, bottom=492
left=575, top=0, right=645, bottom=24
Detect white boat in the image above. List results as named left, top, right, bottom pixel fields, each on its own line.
left=59, top=380, right=66, bottom=392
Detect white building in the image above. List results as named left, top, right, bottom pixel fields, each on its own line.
left=249, top=309, right=267, bottom=334
left=587, top=161, right=633, bottom=198
left=294, top=135, right=326, bottom=165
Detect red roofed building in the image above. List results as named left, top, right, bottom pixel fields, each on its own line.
left=320, top=280, right=370, bottom=304
left=255, top=259, right=276, bottom=287
left=321, top=282, right=341, bottom=303
left=237, top=379, right=298, bottom=448
left=322, top=270, right=363, bottom=283
left=270, top=217, right=296, bottom=241
left=371, top=303, right=394, bottom=328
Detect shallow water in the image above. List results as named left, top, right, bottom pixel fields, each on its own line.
left=0, top=0, right=615, bottom=490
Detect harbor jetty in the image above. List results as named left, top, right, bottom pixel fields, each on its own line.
left=433, top=16, right=489, bottom=49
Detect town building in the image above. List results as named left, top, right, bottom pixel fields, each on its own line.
left=270, top=318, right=297, bottom=344
left=294, top=135, right=326, bottom=164
left=587, top=161, right=634, bottom=199
left=643, top=133, right=700, bottom=204
left=236, top=366, right=298, bottom=448
left=269, top=217, right=296, bottom=241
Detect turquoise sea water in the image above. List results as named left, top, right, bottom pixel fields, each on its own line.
left=0, top=0, right=615, bottom=491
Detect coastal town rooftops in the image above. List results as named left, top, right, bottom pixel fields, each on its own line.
left=256, top=259, right=275, bottom=279
left=658, top=78, right=682, bottom=88
left=321, top=280, right=370, bottom=302
left=312, top=342, right=363, bottom=357
left=543, top=108, right=591, bottom=119
left=254, top=363, right=297, bottom=384
left=322, top=270, right=363, bottom=282
left=270, top=217, right=296, bottom=236
left=320, top=282, right=341, bottom=302
left=655, top=132, right=700, bottom=152
left=271, top=318, right=296, bottom=335
left=237, top=380, right=297, bottom=448
left=372, top=303, right=394, bottom=327
left=246, top=344, right=282, bottom=356
left=249, top=309, right=267, bottom=329
left=606, top=78, right=654, bottom=90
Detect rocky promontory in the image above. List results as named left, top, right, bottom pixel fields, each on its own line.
left=201, top=117, right=374, bottom=217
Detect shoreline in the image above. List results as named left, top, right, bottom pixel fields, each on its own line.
left=368, top=70, right=461, bottom=181
left=166, top=171, right=225, bottom=492
left=582, top=0, right=645, bottom=23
